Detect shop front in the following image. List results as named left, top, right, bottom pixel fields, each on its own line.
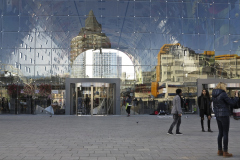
left=65, top=78, right=120, bottom=115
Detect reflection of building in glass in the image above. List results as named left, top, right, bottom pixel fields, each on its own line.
left=152, top=43, right=215, bottom=98
left=71, top=52, right=86, bottom=78
left=117, top=57, right=122, bottom=78
left=71, top=49, right=122, bottom=78
left=92, top=51, right=122, bottom=78
left=70, top=10, right=111, bottom=65
left=156, top=43, right=214, bottom=83
left=215, top=54, right=240, bottom=79
left=4, top=29, right=68, bottom=78
left=142, top=70, right=155, bottom=84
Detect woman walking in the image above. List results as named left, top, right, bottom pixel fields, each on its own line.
left=212, top=82, right=239, bottom=157
left=198, top=89, right=212, bottom=132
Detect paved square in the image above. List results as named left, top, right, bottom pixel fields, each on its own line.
left=0, top=114, right=239, bottom=160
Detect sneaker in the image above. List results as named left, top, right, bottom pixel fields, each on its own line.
left=176, top=132, right=183, bottom=135
left=208, top=129, right=213, bottom=132
left=167, top=132, right=173, bottom=135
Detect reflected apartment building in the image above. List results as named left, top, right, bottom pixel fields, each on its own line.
left=151, top=43, right=240, bottom=111
left=71, top=49, right=122, bottom=78
left=151, top=43, right=215, bottom=108
left=2, top=28, right=68, bottom=79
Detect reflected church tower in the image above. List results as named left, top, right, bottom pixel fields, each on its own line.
left=70, top=10, right=111, bottom=64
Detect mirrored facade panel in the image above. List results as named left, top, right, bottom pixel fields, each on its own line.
left=182, top=3, right=196, bottom=18
left=135, top=1, right=150, bottom=17
left=214, top=35, right=230, bottom=51
left=101, top=17, right=119, bottom=34
left=0, top=0, right=2, bottom=15
left=182, top=34, right=199, bottom=50
left=2, top=16, right=19, bottom=32
left=230, top=19, right=240, bottom=35
left=151, top=2, right=166, bottom=18
left=35, top=48, right=50, bottom=65
left=0, top=33, right=2, bottom=49
left=214, top=19, right=229, bottom=35
left=35, top=32, right=51, bottom=48
left=70, top=1, right=86, bottom=16
left=19, top=16, right=35, bottom=32
left=166, top=2, right=182, bottom=18
left=150, top=34, right=167, bottom=50
left=197, top=2, right=214, bottom=19
left=133, top=33, right=151, bottom=49
left=2, top=32, right=19, bottom=49
left=101, top=1, right=118, bottom=17
left=134, top=18, right=151, bottom=33
left=2, top=0, right=19, bottom=16
left=19, top=32, right=35, bottom=49
left=118, top=1, right=134, bottom=17
left=182, top=19, right=198, bottom=34
left=121, top=17, right=134, bottom=33
left=52, top=1, right=70, bottom=16
left=199, top=35, right=214, bottom=50
left=198, top=19, right=214, bottom=35
left=213, top=3, right=230, bottom=19
left=1, top=0, right=240, bottom=115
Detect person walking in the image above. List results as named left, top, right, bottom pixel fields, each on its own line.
left=212, top=82, right=239, bottom=157
left=85, top=95, right=90, bottom=115
left=198, top=89, right=212, bottom=132
left=125, top=95, right=132, bottom=117
left=167, top=89, right=183, bottom=135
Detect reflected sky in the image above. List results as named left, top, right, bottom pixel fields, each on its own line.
left=0, top=0, right=240, bottom=76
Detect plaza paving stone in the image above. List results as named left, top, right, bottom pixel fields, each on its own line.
left=0, top=114, right=240, bottom=160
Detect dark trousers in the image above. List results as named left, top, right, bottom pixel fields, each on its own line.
left=201, top=118, right=211, bottom=130
left=86, top=105, right=90, bottom=115
left=126, top=106, right=131, bottom=114
left=216, top=116, right=230, bottom=152
left=168, top=114, right=181, bottom=133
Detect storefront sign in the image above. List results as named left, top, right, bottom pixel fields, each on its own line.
left=52, top=90, right=58, bottom=94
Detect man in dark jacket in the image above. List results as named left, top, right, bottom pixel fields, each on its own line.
left=212, top=82, right=238, bottom=157
left=125, top=95, right=132, bottom=117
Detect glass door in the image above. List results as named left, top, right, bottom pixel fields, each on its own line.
left=71, top=82, right=115, bottom=116
left=76, top=84, right=91, bottom=115
left=93, top=83, right=114, bottom=115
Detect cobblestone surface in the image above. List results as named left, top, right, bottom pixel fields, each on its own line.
left=0, top=114, right=239, bottom=160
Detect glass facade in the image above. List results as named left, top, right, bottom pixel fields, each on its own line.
left=0, top=0, right=240, bottom=115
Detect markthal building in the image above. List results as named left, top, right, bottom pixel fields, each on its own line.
left=0, top=0, right=240, bottom=115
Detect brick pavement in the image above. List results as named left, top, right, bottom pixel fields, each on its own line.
left=0, top=114, right=239, bottom=160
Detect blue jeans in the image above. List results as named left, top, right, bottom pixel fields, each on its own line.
left=216, top=116, right=230, bottom=152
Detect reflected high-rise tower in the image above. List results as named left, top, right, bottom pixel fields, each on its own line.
left=70, top=10, right=111, bottom=65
